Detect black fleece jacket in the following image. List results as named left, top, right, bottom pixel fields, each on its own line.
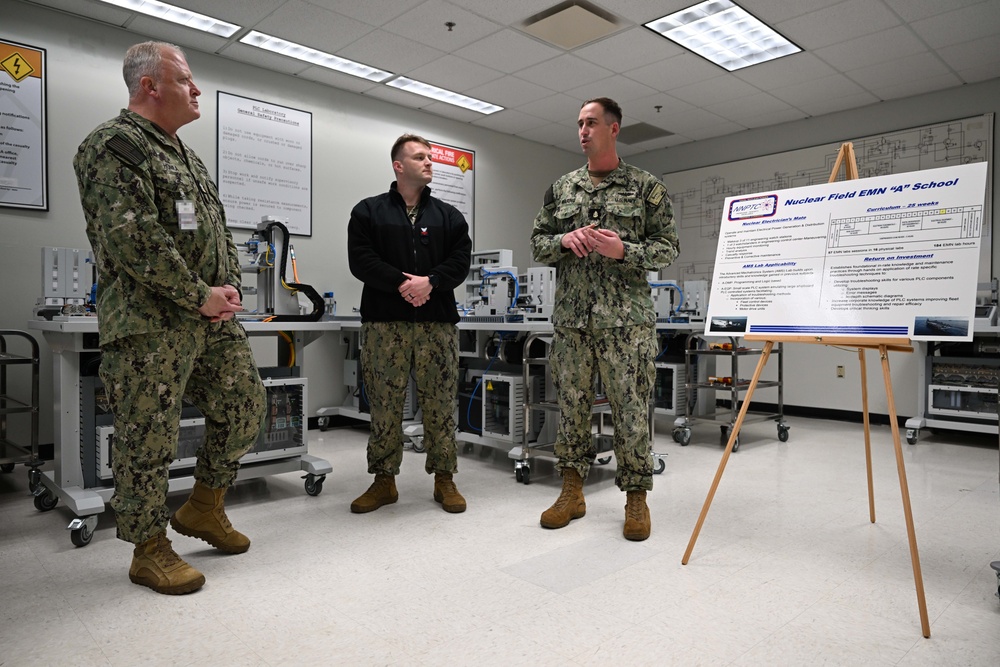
left=348, top=182, right=472, bottom=324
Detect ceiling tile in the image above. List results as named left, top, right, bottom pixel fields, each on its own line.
left=937, top=35, right=1000, bottom=76
left=361, top=85, right=434, bottom=109
left=217, top=42, right=312, bottom=76
left=734, top=52, right=836, bottom=90
left=686, top=120, right=748, bottom=141
left=307, top=0, right=425, bottom=26
left=704, top=93, right=795, bottom=123
left=955, top=62, right=1000, bottom=84
left=295, top=66, right=381, bottom=94
left=813, top=26, right=929, bottom=73
left=515, top=122, right=567, bottom=145
left=599, top=0, right=689, bottom=24
left=741, top=0, right=852, bottom=23
left=876, top=74, right=966, bottom=102
left=126, top=15, right=230, bottom=54
left=382, top=0, right=503, bottom=51
left=738, top=107, right=810, bottom=129
left=655, top=108, right=731, bottom=136
left=625, top=53, right=725, bottom=91
left=911, top=2, right=1000, bottom=49
left=883, top=0, right=985, bottom=22
left=421, top=101, right=487, bottom=123
left=514, top=54, right=614, bottom=93
left=564, top=76, right=658, bottom=106
left=625, top=93, right=697, bottom=125
left=157, top=0, right=282, bottom=26
left=667, top=76, right=763, bottom=108
left=465, top=76, right=552, bottom=108
left=337, top=30, right=444, bottom=75
left=454, top=29, right=562, bottom=74
left=797, top=90, right=880, bottom=117
left=776, top=0, right=901, bottom=50
left=471, top=108, right=551, bottom=134
left=514, top=93, right=585, bottom=124
left=847, top=51, right=953, bottom=92
left=573, top=27, right=682, bottom=72
left=407, top=54, right=504, bottom=90
left=253, top=0, right=375, bottom=53
left=24, top=0, right=131, bottom=25
left=770, top=73, right=869, bottom=108
left=447, top=0, right=560, bottom=27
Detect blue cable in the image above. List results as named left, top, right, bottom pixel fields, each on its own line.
left=465, top=334, right=505, bottom=433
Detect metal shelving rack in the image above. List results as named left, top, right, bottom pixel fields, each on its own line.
left=672, top=334, right=788, bottom=451
left=0, top=330, right=42, bottom=488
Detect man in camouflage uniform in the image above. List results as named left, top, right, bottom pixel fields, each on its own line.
left=347, top=134, right=472, bottom=514
left=530, top=98, right=679, bottom=541
left=73, top=42, right=266, bottom=594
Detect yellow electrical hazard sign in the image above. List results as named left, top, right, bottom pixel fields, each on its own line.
left=1, top=51, right=35, bottom=82
left=486, top=380, right=494, bottom=391
left=456, top=154, right=471, bottom=173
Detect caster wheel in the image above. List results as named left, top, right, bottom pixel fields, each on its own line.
left=0, top=463, right=14, bottom=473
left=521, top=466, right=531, bottom=485
left=317, top=416, right=329, bottom=432
left=906, top=429, right=918, bottom=445
left=653, top=458, right=666, bottom=474
left=777, top=427, right=789, bottom=442
left=515, top=466, right=523, bottom=483
left=28, top=468, right=41, bottom=493
left=303, top=474, right=325, bottom=496
left=71, top=523, right=94, bottom=547
left=679, top=429, right=691, bottom=446
left=731, top=436, right=740, bottom=452
left=597, top=456, right=612, bottom=465
left=672, top=429, right=682, bottom=443
left=34, top=491, right=58, bottom=512
left=411, top=438, right=426, bottom=453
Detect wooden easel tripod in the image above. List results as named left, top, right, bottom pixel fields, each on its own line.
left=681, top=142, right=931, bottom=638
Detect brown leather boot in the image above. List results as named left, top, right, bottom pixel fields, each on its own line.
left=540, top=469, right=586, bottom=529
left=350, top=474, right=398, bottom=513
left=623, top=490, right=651, bottom=541
left=170, top=481, right=250, bottom=553
left=433, top=473, right=467, bottom=513
left=129, top=532, right=205, bottom=595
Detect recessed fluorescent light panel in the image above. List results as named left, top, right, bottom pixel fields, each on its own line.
left=97, top=0, right=240, bottom=37
left=240, top=31, right=393, bottom=82
left=386, top=77, right=503, bottom=115
left=644, top=0, right=800, bottom=71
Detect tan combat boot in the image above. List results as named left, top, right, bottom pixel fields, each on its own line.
left=129, top=532, right=205, bottom=595
left=170, top=481, right=250, bottom=553
left=433, top=473, right=467, bottom=513
left=540, top=469, right=586, bottom=529
left=623, top=490, right=651, bottom=541
left=350, top=474, right=398, bottom=513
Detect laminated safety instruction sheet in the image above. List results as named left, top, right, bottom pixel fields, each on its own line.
left=705, top=162, right=989, bottom=341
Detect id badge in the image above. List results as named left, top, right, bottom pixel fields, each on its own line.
left=176, top=199, right=197, bottom=230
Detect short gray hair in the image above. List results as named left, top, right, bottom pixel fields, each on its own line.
left=122, top=41, right=183, bottom=98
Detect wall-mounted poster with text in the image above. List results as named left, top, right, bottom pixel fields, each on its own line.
left=217, top=91, right=312, bottom=235
left=429, top=141, right=475, bottom=244
left=0, top=38, right=47, bottom=210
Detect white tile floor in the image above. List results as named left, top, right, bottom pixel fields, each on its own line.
left=1, top=417, right=998, bottom=666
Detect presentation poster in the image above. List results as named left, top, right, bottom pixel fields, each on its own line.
left=0, top=38, right=46, bottom=210
left=429, top=141, right=475, bottom=243
left=217, top=91, right=312, bottom=235
left=706, top=162, right=989, bottom=341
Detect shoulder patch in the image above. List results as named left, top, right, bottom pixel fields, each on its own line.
left=543, top=184, right=555, bottom=210
left=105, top=132, right=146, bottom=168
left=646, top=182, right=667, bottom=207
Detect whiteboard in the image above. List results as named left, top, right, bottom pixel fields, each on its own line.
left=662, top=114, right=993, bottom=284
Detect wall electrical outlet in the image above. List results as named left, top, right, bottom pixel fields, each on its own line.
left=836, top=365, right=845, bottom=378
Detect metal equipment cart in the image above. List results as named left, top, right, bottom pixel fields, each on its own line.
left=0, top=330, right=43, bottom=490
left=512, top=332, right=666, bottom=484
left=672, top=333, right=788, bottom=451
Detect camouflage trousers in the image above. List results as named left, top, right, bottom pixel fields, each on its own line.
left=361, top=321, right=459, bottom=476
left=550, top=324, right=657, bottom=491
left=99, top=319, right=266, bottom=544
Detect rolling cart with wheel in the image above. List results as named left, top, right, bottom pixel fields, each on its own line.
left=512, top=332, right=667, bottom=483
left=0, top=330, right=43, bottom=493
left=672, top=334, right=788, bottom=451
